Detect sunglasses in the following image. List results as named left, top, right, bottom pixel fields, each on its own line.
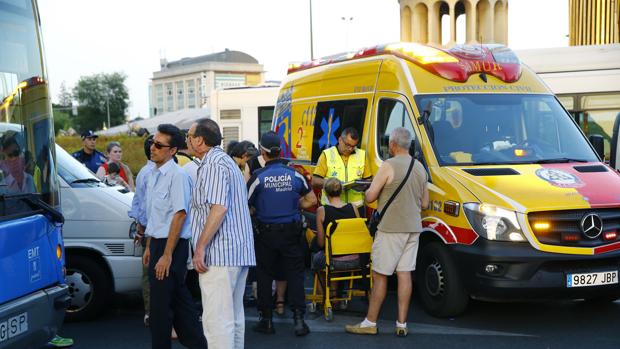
left=148, top=140, right=173, bottom=149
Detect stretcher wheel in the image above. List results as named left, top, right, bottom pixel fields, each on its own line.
left=325, top=307, right=333, bottom=322
left=307, top=302, right=317, bottom=313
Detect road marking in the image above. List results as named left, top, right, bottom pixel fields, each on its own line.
left=244, top=313, right=535, bottom=337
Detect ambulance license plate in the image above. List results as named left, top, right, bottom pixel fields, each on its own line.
left=0, top=312, right=28, bottom=343
left=566, top=271, right=618, bottom=288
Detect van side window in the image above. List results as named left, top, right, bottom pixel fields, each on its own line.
left=311, top=99, right=368, bottom=163
left=376, top=99, right=415, bottom=160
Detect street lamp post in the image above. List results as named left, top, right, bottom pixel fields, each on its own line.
left=105, top=94, right=110, bottom=130
left=342, top=16, right=354, bottom=51
left=310, top=0, right=314, bottom=60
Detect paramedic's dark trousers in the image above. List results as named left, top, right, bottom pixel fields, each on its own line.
left=255, top=224, right=306, bottom=316
left=149, top=238, right=207, bottom=349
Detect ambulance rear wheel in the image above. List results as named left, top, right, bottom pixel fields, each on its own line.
left=417, top=242, right=468, bottom=318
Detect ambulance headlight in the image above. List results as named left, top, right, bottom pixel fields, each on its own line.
left=463, top=203, right=526, bottom=242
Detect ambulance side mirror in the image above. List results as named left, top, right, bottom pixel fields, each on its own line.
left=611, top=112, right=620, bottom=170
left=588, top=134, right=605, bottom=161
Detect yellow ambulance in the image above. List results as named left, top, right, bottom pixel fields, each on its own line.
left=273, top=42, right=620, bottom=317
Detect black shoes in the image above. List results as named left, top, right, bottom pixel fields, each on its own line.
left=293, top=310, right=310, bottom=337
left=253, top=312, right=275, bottom=335
left=254, top=309, right=310, bottom=336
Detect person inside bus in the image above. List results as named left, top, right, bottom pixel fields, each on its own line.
left=0, top=132, right=35, bottom=194
left=96, top=141, right=135, bottom=191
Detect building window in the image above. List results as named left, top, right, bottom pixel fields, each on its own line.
left=258, top=106, right=274, bottom=137
left=166, top=82, right=173, bottom=112
left=222, top=126, right=239, bottom=147
left=215, top=74, right=245, bottom=89
left=155, top=84, right=164, bottom=115
left=220, top=109, right=241, bottom=120
left=176, top=81, right=184, bottom=110
left=187, top=80, right=196, bottom=108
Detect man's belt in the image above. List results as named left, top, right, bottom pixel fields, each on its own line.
left=257, top=221, right=301, bottom=231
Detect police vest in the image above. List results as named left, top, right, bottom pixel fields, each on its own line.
left=322, top=146, right=366, bottom=206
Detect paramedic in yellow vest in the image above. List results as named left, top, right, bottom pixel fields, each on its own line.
left=312, top=127, right=371, bottom=207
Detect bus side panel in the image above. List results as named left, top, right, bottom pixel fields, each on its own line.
left=0, top=215, right=62, bottom=304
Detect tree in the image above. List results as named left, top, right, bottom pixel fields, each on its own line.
left=52, top=104, right=73, bottom=134
left=58, top=81, right=73, bottom=107
left=72, top=72, right=129, bottom=131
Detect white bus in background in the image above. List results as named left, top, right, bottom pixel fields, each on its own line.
left=517, top=44, right=620, bottom=169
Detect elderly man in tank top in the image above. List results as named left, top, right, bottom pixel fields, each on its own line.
left=345, top=127, right=429, bottom=338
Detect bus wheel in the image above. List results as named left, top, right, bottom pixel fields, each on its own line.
left=416, top=242, right=468, bottom=318
left=65, top=255, right=110, bottom=321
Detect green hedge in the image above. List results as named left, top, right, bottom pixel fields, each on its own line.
left=56, top=135, right=149, bottom=176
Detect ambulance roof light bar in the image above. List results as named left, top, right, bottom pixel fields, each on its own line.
left=287, top=42, right=522, bottom=83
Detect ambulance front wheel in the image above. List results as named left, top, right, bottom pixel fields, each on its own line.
left=417, top=242, right=469, bottom=318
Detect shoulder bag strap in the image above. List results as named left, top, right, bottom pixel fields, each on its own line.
left=378, top=158, right=415, bottom=221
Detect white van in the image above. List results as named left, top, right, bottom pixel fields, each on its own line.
left=0, top=123, right=142, bottom=321
left=55, top=145, right=142, bottom=321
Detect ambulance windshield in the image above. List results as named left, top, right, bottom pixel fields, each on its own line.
left=416, top=94, right=599, bottom=166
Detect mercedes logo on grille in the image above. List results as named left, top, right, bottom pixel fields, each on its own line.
left=580, top=213, right=603, bottom=239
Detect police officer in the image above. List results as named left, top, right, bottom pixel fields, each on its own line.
left=248, top=131, right=317, bottom=336
left=72, top=130, right=107, bottom=173
left=312, top=127, right=371, bottom=207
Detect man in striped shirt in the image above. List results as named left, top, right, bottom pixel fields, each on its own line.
left=188, top=118, right=256, bottom=349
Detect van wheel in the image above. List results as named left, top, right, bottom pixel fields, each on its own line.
left=65, top=255, right=110, bottom=321
left=416, top=242, right=468, bottom=318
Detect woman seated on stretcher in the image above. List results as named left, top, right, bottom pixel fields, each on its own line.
left=312, top=177, right=361, bottom=272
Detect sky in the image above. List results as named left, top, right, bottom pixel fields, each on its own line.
left=38, top=0, right=569, bottom=120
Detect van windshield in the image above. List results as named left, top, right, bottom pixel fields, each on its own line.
left=55, top=145, right=101, bottom=185
left=415, top=94, right=599, bottom=166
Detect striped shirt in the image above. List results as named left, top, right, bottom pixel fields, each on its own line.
left=190, top=146, right=256, bottom=267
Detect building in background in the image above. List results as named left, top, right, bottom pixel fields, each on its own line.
left=399, top=0, right=508, bottom=46
left=569, top=0, right=619, bottom=46
left=517, top=45, right=620, bottom=161
left=208, top=85, right=279, bottom=146
left=149, top=49, right=264, bottom=117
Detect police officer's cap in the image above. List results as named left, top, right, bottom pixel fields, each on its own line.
left=81, top=130, right=98, bottom=139
left=259, top=131, right=281, bottom=155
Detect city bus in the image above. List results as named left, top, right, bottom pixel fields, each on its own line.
left=0, top=0, right=70, bottom=348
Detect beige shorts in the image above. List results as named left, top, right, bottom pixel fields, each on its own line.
left=371, top=231, right=420, bottom=275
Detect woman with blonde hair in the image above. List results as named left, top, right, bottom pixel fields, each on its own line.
left=96, top=141, right=135, bottom=191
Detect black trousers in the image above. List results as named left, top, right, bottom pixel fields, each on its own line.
left=255, top=224, right=306, bottom=316
left=149, top=238, right=207, bottom=349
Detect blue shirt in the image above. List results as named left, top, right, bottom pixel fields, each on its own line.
left=72, top=149, right=107, bottom=173
left=145, top=159, right=193, bottom=239
left=247, top=160, right=311, bottom=224
left=128, top=161, right=155, bottom=226
left=190, top=147, right=256, bottom=267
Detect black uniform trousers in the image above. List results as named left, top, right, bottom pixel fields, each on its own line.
left=149, top=238, right=207, bottom=349
left=255, top=223, right=306, bottom=316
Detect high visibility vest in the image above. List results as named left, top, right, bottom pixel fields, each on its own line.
left=321, top=146, right=366, bottom=206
